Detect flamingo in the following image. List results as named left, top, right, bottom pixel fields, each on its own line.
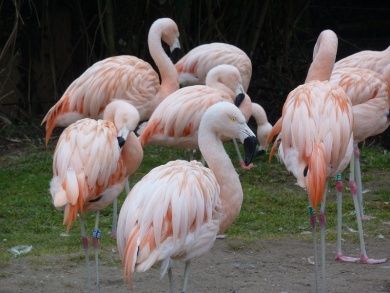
left=174, top=42, right=258, bottom=167
left=331, top=47, right=390, bottom=220
left=268, top=30, right=353, bottom=292
left=333, top=46, right=390, bottom=76
left=116, top=101, right=257, bottom=292
left=329, top=66, right=389, bottom=264
left=42, top=17, right=180, bottom=144
left=49, top=100, right=143, bottom=292
left=139, top=64, right=253, bottom=169
left=251, top=102, right=273, bottom=152
left=175, top=42, right=252, bottom=91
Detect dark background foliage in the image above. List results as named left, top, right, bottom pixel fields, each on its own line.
left=0, top=0, right=389, bottom=145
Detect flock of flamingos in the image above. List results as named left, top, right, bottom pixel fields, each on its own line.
left=40, top=18, right=389, bottom=292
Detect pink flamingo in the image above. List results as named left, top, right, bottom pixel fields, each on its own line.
left=331, top=47, right=390, bottom=220
left=175, top=42, right=272, bottom=166
left=329, top=66, right=389, bottom=264
left=116, top=102, right=257, bottom=292
left=269, top=30, right=353, bottom=292
left=175, top=42, right=252, bottom=91
left=42, top=18, right=180, bottom=144
left=49, top=100, right=143, bottom=291
left=139, top=64, right=254, bottom=169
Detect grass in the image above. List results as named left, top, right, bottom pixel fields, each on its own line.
left=0, top=136, right=389, bottom=264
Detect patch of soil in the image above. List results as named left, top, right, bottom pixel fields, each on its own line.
left=1, top=237, right=389, bottom=292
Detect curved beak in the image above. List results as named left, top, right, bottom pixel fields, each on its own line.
left=234, top=93, right=245, bottom=107
left=117, top=127, right=130, bottom=148
left=170, top=38, right=181, bottom=52
left=238, top=124, right=257, bottom=166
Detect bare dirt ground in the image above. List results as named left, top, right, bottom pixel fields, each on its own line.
left=1, top=237, right=389, bottom=293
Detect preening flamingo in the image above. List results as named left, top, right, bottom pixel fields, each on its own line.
left=268, top=30, right=353, bottom=292
left=42, top=17, right=180, bottom=144
left=175, top=42, right=252, bottom=91
left=49, top=100, right=143, bottom=291
left=139, top=65, right=252, bottom=166
left=116, top=102, right=257, bottom=292
left=329, top=66, right=389, bottom=264
left=251, top=102, right=273, bottom=152
left=331, top=47, right=390, bottom=220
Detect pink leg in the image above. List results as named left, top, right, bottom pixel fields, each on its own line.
left=336, top=160, right=387, bottom=264
left=334, top=175, right=360, bottom=263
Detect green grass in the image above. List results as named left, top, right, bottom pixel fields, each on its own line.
left=0, top=139, right=389, bottom=264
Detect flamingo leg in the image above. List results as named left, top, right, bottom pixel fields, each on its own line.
left=92, top=211, right=101, bottom=293
left=319, top=186, right=327, bottom=293
left=180, top=260, right=191, bottom=293
left=79, top=215, right=92, bottom=292
left=347, top=158, right=387, bottom=264
left=308, top=205, right=319, bottom=293
left=335, top=174, right=360, bottom=262
left=167, top=265, right=175, bottom=293
left=353, top=144, right=374, bottom=221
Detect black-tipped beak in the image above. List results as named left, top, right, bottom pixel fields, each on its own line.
left=169, top=47, right=182, bottom=64
left=243, top=136, right=257, bottom=166
left=117, top=136, right=126, bottom=148
left=234, top=93, right=245, bottom=107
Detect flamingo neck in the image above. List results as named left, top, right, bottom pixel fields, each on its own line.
left=122, top=133, right=143, bottom=176
left=148, top=27, right=179, bottom=101
left=199, top=130, right=243, bottom=233
left=305, top=30, right=338, bottom=83
left=251, top=103, right=268, bottom=125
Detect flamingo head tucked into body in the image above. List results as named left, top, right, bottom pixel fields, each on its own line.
left=205, top=64, right=245, bottom=97
left=201, top=102, right=257, bottom=166
left=103, top=100, right=140, bottom=147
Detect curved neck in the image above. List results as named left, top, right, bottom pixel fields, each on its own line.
left=305, top=30, right=338, bottom=83
left=251, top=103, right=268, bottom=125
left=148, top=27, right=179, bottom=99
left=199, top=130, right=243, bottom=233
left=122, top=133, right=143, bottom=175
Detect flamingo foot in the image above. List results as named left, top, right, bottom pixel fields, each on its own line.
left=335, top=253, right=360, bottom=263
left=216, top=234, right=226, bottom=239
left=239, top=160, right=254, bottom=170
left=359, top=255, right=387, bottom=264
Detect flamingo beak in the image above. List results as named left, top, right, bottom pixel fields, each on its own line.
left=169, top=38, right=181, bottom=63
left=239, top=124, right=257, bottom=166
left=117, top=127, right=130, bottom=148
left=234, top=93, right=245, bottom=107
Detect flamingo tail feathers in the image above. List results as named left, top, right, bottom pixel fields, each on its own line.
left=307, top=143, right=327, bottom=211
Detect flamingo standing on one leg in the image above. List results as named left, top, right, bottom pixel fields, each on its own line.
left=116, top=102, right=257, bottom=292
left=139, top=65, right=253, bottom=169
left=331, top=47, right=390, bottom=220
left=268, top=30, right=353, bottom=292
left=42, top=17, right=181, bottom=144
left=49, top=100, right=143, bottom=292
left=329, top=66, right=389, bottom=264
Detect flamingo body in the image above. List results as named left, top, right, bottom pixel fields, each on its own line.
left=175, top=42, right=252, bottom=91
left=50, top=101, right=143, bottom=230
left=117, top=102, right=257, bottom=289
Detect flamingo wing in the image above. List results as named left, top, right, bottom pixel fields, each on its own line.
left=272, top=81, right=353, bottom=209
left=117, top=160, right=221, bottom=284
left=330, top=67, right=390, bottom=142
left=139, top=86, right=228, bottom=148
left=42, top=56, right=160, bottom=143
left=176, top=43, right=252, bottom=91
left=50, top=118, right=124, bottom=228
